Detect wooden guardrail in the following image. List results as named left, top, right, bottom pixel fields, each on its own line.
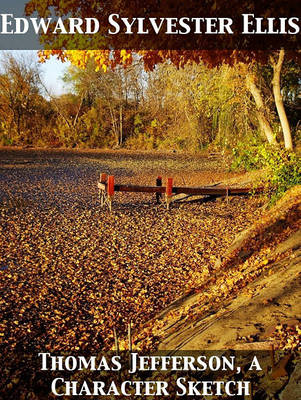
left=97, top=173, right=263, bottom=211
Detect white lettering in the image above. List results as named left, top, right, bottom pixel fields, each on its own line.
left=242, top=14, right=256, bottom=34
left=179, top=17, right=191, bottom=34
left=249, top=356, right=262, bottom=371
left=108, top=14, right=120, bottom=34
left=53, top=17, right=68, bottom=34
left=149, top=17, right=165, bottom=34
left=31, top=18, right=52, bottom=34
left=38, top=352, right=51, bottom=371
left=0, top=14, right=14, bottom=34
left=15, top=18, right=29, bottom=34
left=122, top=17, right=137, bottom=34
left=288, top=17, right=300, bottom=34
left=86, top=18, right=99, bottom=34
left=51, top=378, right=64, bottom=396
left=69, top=18, right=84, bottom=34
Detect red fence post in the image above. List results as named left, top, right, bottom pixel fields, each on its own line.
left=166, top=178, right=173, bottom=210
left=108, top=176, right=115, bottom=196
left=107, top=175, right=115, bottom=211
left=166, top=178, right=173, bottom=196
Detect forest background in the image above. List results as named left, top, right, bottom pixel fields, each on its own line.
left=0, top=50, right=300, bottom=203
left=0, top=51, right=300, bottom=152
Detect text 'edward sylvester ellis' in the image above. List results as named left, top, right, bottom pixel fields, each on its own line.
left=0, top=14, right=299, bottom=35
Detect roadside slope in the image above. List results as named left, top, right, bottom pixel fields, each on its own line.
left=134, top=186, right=301, bottom=352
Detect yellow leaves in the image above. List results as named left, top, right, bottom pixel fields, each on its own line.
left=120, top=49, right=131, bottom=63
left=0, top=147, right=277, bottom=395
left=37, top=49, right=134, bottom=73
left=267, top=324, right=300, bottom=351
left=116, top=338, right=128, bottom=350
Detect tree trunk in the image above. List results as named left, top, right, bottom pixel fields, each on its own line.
left=109, top=104, right=119, bottom=146
left=271, top=50, right=293, bottom=150
left=73, top=92, right=84, bottom=128
left=246, top=72, right=278, bottom=146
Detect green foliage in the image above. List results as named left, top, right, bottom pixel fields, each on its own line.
left=231, top=137, right=266, bottom=171
left=232, top=141, right=301, bottom=203
left=193, top=64, right=257, bottom=149
left=134, top=114, right=142, bottom=126
left=267, top=151, right=301, bottom=203
left=0, top=134, right=14, bottom=146
left=133, top=113, right=143, bottom=135
left=150, top=118, right=159, bottom=128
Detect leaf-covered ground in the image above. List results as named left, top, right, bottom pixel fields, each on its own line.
left=0, top=148, right=265, bottom=355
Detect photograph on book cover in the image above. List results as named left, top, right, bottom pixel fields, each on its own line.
left=0, top=1, right=300, bottom=399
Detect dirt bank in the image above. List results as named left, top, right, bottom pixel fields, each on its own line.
left=135, top=187, right=300, bottom=352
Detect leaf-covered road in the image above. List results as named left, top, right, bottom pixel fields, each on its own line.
left=0, top=148, right=264, bottom=353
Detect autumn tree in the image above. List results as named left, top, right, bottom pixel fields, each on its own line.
left=24, top=0, right=300, bottom=150
left=139, top=62, right=263, bottom=151
left=0, top=52, right=44, bottom=144
left=63, top=60, right=146, bottom=147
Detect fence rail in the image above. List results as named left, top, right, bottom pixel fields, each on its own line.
left=97, top=173, right=263, bottom=211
